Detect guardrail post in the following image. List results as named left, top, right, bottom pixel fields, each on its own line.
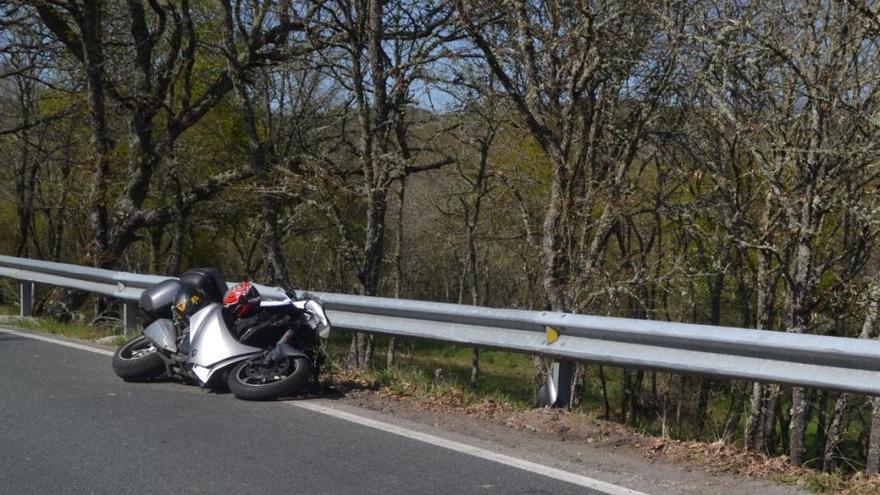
left=19, top=281, right=34, bottom=317
left=123, top=301, right=137, bottom=336
left=552, top=361, right=574, bottom=408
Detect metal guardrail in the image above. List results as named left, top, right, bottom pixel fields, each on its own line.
left=0, top=255, right=173, bottom=332
left=2, top=255, right=880, bottom=399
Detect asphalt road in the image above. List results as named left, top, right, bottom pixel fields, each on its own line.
left=0, top=331, right=604, bottom=495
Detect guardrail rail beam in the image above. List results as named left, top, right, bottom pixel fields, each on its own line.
left=4, top=254, right=880, bottom=401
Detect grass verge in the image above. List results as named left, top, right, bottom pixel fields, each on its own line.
left=1, top=315, right=121, bottom=342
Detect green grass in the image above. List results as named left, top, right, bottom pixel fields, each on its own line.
left=6, top=316, right=120, bottom=341
left=775, top=471, right=860, bottom=494
left=0, top=304, right=17, bottom=315
left=324, top=332, right=535, bottom=405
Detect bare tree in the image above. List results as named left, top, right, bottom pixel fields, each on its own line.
left=447, top=93, right=502, bottom=390
left=304, top=0, right=456, bottom=369
left=454, top=0, right=686, bottom=309
left=0, top=18, right=47, bottom=258
left=454, top=0, right=687, bottom=407
left=219, top=0, right=324, bottom=285
left=694, top=0, right=880, bottom=464
left=24, top=0, right=308, bottom=271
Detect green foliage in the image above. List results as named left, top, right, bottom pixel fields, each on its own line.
left=7, top=317, right=118, bottom=341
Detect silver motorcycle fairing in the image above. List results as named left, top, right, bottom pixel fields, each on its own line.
left=188, top=303, right=262, bottom=384
left=287, top=294, right=331, bottom=340
left=191, top=358, right=247, bottom=385
left=143, top=319, right=177, bottom=353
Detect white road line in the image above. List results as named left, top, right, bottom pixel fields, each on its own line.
left=1, top=326, right=648, bottom=495
left=0, top=326, right=114, bottom=356
left=288, top=401, right=649, bottom=495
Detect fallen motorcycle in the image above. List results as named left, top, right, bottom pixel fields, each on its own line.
left=111, top=268, right=330, bottom=400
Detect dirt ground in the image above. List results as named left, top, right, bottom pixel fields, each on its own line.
left=327, top=383, right=815, bottom=495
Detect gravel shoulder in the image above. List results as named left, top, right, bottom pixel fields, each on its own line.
left=331, top=389, right=809, bottom=495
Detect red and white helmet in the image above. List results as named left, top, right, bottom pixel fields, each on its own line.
left=223, top=281, right=261, bottom=318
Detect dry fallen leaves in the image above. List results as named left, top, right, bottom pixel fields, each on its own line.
left=329, top=370, right=880, bottom=494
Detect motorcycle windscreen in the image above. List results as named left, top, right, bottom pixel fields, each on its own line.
left=188, top=304, right=261, bottom=370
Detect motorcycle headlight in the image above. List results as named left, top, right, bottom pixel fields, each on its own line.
left=304, top=299, right=331, bottom=339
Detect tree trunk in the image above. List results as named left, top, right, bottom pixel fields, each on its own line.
left=35, top=0, right=114, bottom=321
left=344, top=0, right=388, bottom=371
left=532, top=356, right=549, bottom=405
left=722, top=383, right=746, bottom=442
left=599, top=365, right=610, bottom=419
left=862, top=291, right=880, bottom=473
left=80, top=2, right=112, bottom=269
left=573, top=364, right=588, bottom=409
left=629, top=370, right=643, bottom=427
left=696, top=266, right=724, bottom=439
left=787, top=99, right=821, bottom=465
left=386, top=338, right=398, bottom=369
left=470, top=348, right=480, bottom=394
left=387, top=177, right=406, bottom=368
left=13, top=79, right=38, bottom=259
left=827, top=289, right=880, bottom=471
left=745, top=192, right=779, bottom=452
left=620, top=370, right=631, bottom=423
left=541, top=152, right=571, bottom=313
left=221, top=4, right=291, bottom=287
left=777, top=390, right=790, bottom=455
left=44, top=141, right=73, bottom=262
left=823, top=393, right=848, bottom=472
left=696, top=380, right=711, bottom=440
left=789, top=386, right=808, bottom=465
left=169, top=179, right=185, bottom=276
left=866, top=397, right=880, bottom=475
left=745, top=382, right=766, bottom=451
left=263, top=195, right=290, bottom=285
left=762, top=385, right=782, bottom=454
left=676, top=375, right=686, bottom=439
left=148, top=226, right=163, bottom=274
left=348, top=332, right=375, bottom=371
left=465, top=139, right=491, bottom=392
left=814, top=390, right=829, bottom=470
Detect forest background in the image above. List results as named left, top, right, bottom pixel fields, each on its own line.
left=4, top=0, right=880, bottom=476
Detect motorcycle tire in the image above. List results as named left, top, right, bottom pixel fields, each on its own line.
left=112, top=335, right=165, bottom=381
left=227, top=356, right=312, bottom=401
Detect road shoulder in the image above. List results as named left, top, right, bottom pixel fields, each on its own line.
left=326, top=391, right=808, bottom=495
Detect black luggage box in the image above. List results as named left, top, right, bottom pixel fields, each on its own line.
left=138, top=267, right=227, bottom=322
left=179, top=267, right=227, bottom=303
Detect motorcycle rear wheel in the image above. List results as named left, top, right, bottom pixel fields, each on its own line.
left=112, top=335, right=165, bottom=381
left=227, top=356, right=311, bottom=401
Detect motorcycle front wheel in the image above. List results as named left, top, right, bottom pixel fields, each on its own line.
left=227, top=356, right=312, bottom=401
left=112, top=335, right=165, bottom=381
